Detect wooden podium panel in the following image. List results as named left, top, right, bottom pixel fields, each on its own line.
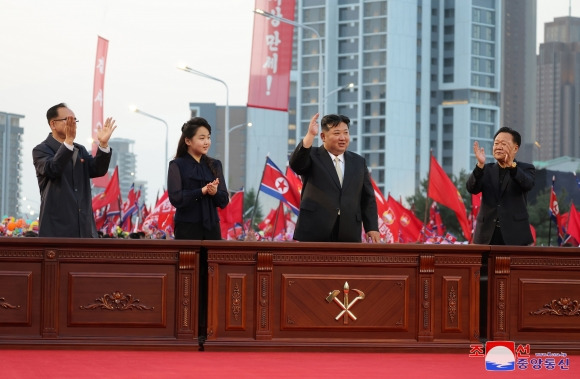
left=280, top=274, right=411, bottom=331
left=63, top=267, right=172, bottom=332
left=204, top=242, right=483, bottom=350
left=0, top=263, right=41, bottom=333
left=489, top=246, right=580, bottom=350
left=0, top=238, right=200, bottom=347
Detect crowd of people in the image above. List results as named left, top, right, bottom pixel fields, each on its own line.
left=0, top=217, right=38, bottom=237
left=5, top=103, right=540, bottom=247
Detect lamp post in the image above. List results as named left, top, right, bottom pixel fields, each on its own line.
left=177, top=64, right=230, bottom=184
left=254, top=8, right=324, bottom=118
left=324, top=83, right=355, bottom=115
left=226, top=122, right=252, bottom=187
left=130, top=106, right=169, bottom=184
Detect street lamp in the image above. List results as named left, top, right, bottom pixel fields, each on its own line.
left=254, top=8, right=324, bottom=117
left=130, top=105, right=169, bottom=184
left=324, top=83, right=355, bottom=114
left=177, top=63, right=231, bottom=184
left=226, top=122, right=252, bottom=186
left=230, top=122, right=252, bottom=133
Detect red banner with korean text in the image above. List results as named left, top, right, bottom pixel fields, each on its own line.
left=91, top=36, right=108, bottom=155
left=247, top=0, right=295, bottom=111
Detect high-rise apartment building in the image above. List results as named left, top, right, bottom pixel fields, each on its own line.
left=536, top=16, right=580, bottom=161
left=501, top=0, right=537, bottom=163
left=294, top=0, right=502, bottom=199
left=107, top=138, right=142, bottom=201
left=0, top=111, right=24, bottom=217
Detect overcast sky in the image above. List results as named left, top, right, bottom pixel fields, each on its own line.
left=1, top=0, right=578, bottom=213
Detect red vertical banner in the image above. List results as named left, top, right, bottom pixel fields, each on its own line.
left=92, top=36, right=108, bottom=155
left=247, top=0, right=295, bottom=111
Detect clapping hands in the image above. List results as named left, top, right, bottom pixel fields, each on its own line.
left=204, top=179, right=219, bottom=196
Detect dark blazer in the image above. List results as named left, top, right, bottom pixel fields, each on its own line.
left=289, top=142, right=378, bottom=242
left=32, top=134, right=112, bottom=238
left=466, top=160, right=535, bottom=245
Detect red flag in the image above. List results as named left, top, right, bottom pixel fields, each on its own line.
left=427, top=155, right=471, bottom=241
left=386, top=195, right=423, bottom=243
left=428, top=202, right=446, bottom=236
left=285, top=166, right=303, bottom=195
left=529, top=224, right=537, bottom=246
left=370, top=176, right=388, bottom=218
left=92, top=171, right=110, bottom=189
left=369, top=176, right=395, bottom=242
left=247, top=0, right=296, bottom=111
left=218, top=190, right=244, bottom=239
left=137, top=204, right=150, bottom=231
left=94, top=208, right=107, bottom=231
left=259, top=157, right=300, bottom=215
left=258, top=203, right=287, bottom=240
left=91, top=36, right=108, bottom=155
left=567, top=204, right=580, bottom=246
left=142, top=190, right=175, bottom=238
left=258, top=208, right=277, bottom=238
left=468, top=193, right=482, bottom=241
left=120, top=184, right=141, bottom=232
left=92, top=166, right=120, bottom=211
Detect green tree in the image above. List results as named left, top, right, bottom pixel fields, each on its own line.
left=243, top=188, right=263, bottom=231
left=406, top=170, right=472, bottom=242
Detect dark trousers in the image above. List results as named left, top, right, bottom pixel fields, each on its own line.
left=174, top=221, right=221, bottom=349
left=480, top=226, right=505, bottom=340
left=174, top=221, right=222, bottom=240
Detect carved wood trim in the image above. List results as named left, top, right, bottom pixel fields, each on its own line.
left=206, top=263, right=219, bottom=340
left=530, top=297, right=580, bottom=316
left=255, top=272, right=272, bottom=340
left=79, top=291, right=155, bottom=311
left=57, top=250, right=178, bottom=261
left=436, top=256, right=481, bottom=265
left=442, top=276, right=461, bottom=332
left=226, top=273, right=246, bottom=331
left=495, top=278, right=508, bottom=333
left=274, top=254, right=418, bottom=265
left=420, top=255, right=434, bottom=273
left=494, top=256, right=511, bottom=275
left=42, top=258, right=58, bottom=338
left=510, top=257, right=580, bottom=268
left=207, top=252, right=256, bottom=263
left=418, top=275, right=433, bottom=341
left=0, top=250, right=43, bottom=259
left=257, top=252, right=273, bottom=272
left=179, top=250, right=197, bottom=270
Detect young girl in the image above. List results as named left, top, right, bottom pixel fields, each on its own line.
left=167, top=117, right=229, bottom=240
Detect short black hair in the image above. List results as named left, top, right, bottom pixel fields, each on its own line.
left=320, top=114, right=350, bottom=132
left=494, top=126, right=521, bottom=147
left=46, top=103, right=67, bottom=124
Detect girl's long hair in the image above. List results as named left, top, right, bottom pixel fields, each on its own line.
left=174, top=117, right=219, bottom=177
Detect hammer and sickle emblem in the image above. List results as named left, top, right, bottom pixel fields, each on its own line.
left=325, top=281, right=365, bottom=324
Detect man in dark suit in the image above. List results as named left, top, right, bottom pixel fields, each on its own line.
left=466, top=126, right=535, bottom=245
left=289, top=113, right=380, bottom=242
left=33, top=103, right=117, bottom=238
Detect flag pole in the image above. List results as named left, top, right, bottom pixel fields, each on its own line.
left=238, top=187, right=245, bottom=238
left=249, top=156, right=269, bottom=237
left=271, top=200, right=283, bottom=241
left=424, top=150, right=433, bottom=226
left=548, top=176, right=554, bottom=246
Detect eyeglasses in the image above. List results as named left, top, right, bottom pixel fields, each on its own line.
left=53, top=118, right=79, bottom=123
